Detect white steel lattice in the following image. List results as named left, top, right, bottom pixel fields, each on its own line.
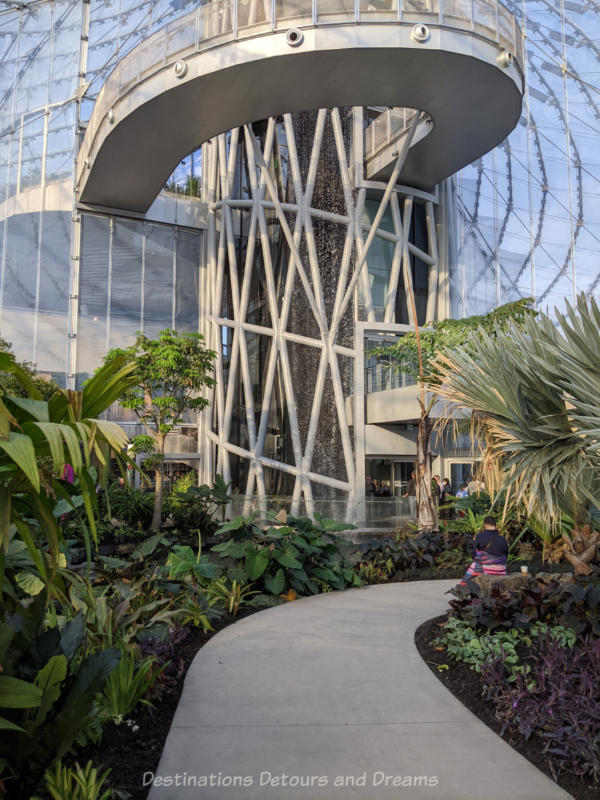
left=201, top=109, right=440, bottom=522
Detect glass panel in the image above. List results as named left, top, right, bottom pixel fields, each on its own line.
left=275, top=0, right=313, bottom=26
left=35, top=311, right=68, bottom=378
left=166, top=18, right=196, bottom=58
left=144, top=223, right=174, bottom=337
left=359, top=0, right=398, bottom=20
left=38, top=211, right=70, bottom=313
left=140, top=32, right=164, bottom=76
left=498, top=4, right=515, bottom=50
left=4, top=213, right=40, bottom=310
left=238, top=0, right=271, bottom=30
left=174, top=229, right=200, bottom=331
left=49, top=0, right=81, bottom=105
left=109, top=218, right=143, bottom=348
left=317, top=0, right=356, bottom=23
left=1, top=309, right=35, bottom=364
left=402, top=0, right=439, bottom=21
left=45, top=105, right=76, bottom=184
left=441, top=0, right=472, bottom=27
left=200, top=0, right=234, bottom=42
left=18, top=112, right=45, bottom=192
left=473, top=0, right=497, bottom=38
left=78, top=214, right=110, bottom=378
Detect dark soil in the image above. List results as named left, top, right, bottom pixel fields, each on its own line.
left=78, top=607, right=263, bottom=799
left=415, top=616, right=599, bottom=800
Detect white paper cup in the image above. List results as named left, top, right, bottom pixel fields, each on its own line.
left=520, top=565, right=529, bottom=575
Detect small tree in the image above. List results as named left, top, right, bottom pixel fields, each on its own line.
left=102, top=329, right=216, bottom=530
left=372, top=298, right=536, bottom=531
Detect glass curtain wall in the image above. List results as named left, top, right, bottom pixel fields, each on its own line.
left=452, top=0, right=600, bottom=317
left=0, top=0, right=204, bottom=386
left=0, top=0, right=598, bottom=391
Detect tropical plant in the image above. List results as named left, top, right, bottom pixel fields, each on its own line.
left=0, top=601, right=120, bottom=799
left=67, top=567, right=185, bottom=651
left=33, top=759, right=114, bottom=800
left=102, top=481, right=155, bottom=529
left=166, top=474, right=231, bottom=533
left=447, top=575, right=600, bottom=635
left=350, top=530, right=444, bottom=579
left=0, top=352, right=137, bottom=619
left=101, top=329, right=217, bottom=530
left=205, top=578, right=260, bottom=616
left=482, top=631, right=600, bottom=781
left=371, top=298, right=536, bottom=531
left=431, top=616, right=575, bottom=683
left=210, top=512, right=360, bottom=596
left=432, top=294, right=600, bottom=535
left=98, top=653, right=160, bottom=723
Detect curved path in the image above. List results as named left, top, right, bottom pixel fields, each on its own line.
left=148, top=580, right=572, bottom=799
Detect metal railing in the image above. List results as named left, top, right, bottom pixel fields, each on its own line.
left=364, top=107, right=420, bottom=161
left=365, top=363, right=415, bottom=392
left=83, top=0, right=523, bottom=169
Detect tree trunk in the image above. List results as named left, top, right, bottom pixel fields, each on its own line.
left=415, top=408, right=438, bottom=532
left=151, top=433, right=165, bottom=531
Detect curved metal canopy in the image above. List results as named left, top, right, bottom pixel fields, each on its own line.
left=77, top=3, right=524, bottom=213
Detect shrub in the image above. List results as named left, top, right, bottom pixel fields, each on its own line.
left=447, top=575, right=600, bottom=635
left=0, top=602, right=120, bottom=799
left=351, top=531, right=445, bottom=579
left=166, top=474, right=230, bottom=534
left=481, top=633, right=600, bottom=781
left=211, top=513, right=360, bottom=596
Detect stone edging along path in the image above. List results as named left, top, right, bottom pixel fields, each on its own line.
left=148, top=580, right=573, bottom=799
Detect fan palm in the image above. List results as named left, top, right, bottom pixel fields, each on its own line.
left=432, top=293, right=600, bottom=529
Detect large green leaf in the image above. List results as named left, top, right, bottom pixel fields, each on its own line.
left=274, top=550, right=302, bottom=570
left=59, top=613, right=85, bottom=661
left=15, top=571, right=45, bottom=596
left=0, top=715, right=27, bottom=733
left=34, top=654, right=67, bottom=725
left=0, top=675, right=42, bottom=708
left=30, top=422, right=65, bottom=475
left=264, top=568, right=285, bottom=595
left=0, top=433, right=40, bottom=491
left=6, top=397, right=49, bottom=423
left=215, top=516, right=247, bottom=535
left=245, top=546, right=270, bottom=580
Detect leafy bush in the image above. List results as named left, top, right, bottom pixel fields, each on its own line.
left=351, top=531, right=444, bottom=579
left=431, top=617, right=575, bottom=683
left=448, top=575, right=600, bottom=634
left=481, top=632, right=600, bottom=781
left=211, top=513, right=360, bottom=596
left=0, top=601, right=120, bottom=799
left=103, top=483, right=154, bottom=529
left=166, top=474, right=231, bottom=533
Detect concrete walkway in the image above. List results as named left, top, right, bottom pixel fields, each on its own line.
left=148, top=581, right=573, bottom=799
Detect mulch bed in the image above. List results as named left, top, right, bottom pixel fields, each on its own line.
left=78, top=607, right=263, bottom=800
left=414, top=615, right=599, bottom=800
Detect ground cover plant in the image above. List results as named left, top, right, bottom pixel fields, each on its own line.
left=423, top=574, right=600, bottom=798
